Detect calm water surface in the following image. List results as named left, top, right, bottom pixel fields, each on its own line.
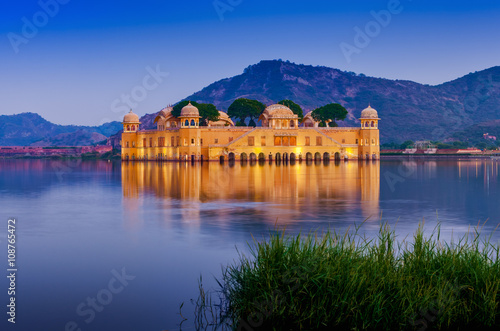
left=0, top=159, right=499, bottom=330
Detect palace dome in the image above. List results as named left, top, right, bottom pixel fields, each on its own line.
left=264, top=104, right=296, bottom=118
left=208, top=111, right=235, bottom=127
left=154, top=106, right=175, bottom=124
left=159, top=106, right=173, bottom=117
left=218, top=111, right=230, bottom=120
left=123, top=110, right=140, bottom=123
left=360, top=105, right=379, bottom=119
left=180, top=102, right=200, bottom=117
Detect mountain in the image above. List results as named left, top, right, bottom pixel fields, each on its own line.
left=30, top=130, right=108, bottom=147
left=0, top=113, right=122, bottom=146
left=449, top=120, right=500, bottom=147
left=137, top=60, right=500, bottom=143
left=5, top=61, right=500, bottom=146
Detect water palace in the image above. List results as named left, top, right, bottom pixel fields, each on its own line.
left=120, top=103, right=380, bottom=162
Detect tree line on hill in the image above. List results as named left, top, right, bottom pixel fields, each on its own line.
left=171, top=98, right=348, bottom=127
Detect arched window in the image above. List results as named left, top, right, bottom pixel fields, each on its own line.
left=131, top=125, right=135, bottom=131
left=127, top=125, right=130, bottom=131
left=191, top=119, right=195, bottom=126
left=185, top=120, right=189, bottom=127
left=371, top=121, right=374, bottom=127
left=290, top=120, right=295, bottom=127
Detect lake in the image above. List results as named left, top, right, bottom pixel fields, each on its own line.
left=1, top=158, right=499, bottom=330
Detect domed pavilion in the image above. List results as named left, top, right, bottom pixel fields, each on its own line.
left=259, top=104, right=299, bottom=129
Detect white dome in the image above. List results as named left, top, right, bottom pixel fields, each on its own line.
left=180, top=102, right=200, bottom=117
left=123, top=110, right=140, bottom=123
left=264, top=104, right=296, bottom=118
left=360, top=105, right=379, bottom=119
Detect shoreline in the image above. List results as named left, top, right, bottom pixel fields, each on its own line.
left=2, top=154, right=499, bottom=161
left=381, top=154, right=500, bottom=159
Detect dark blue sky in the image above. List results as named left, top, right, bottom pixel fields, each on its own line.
left=1, top=0, right=499, bottom=125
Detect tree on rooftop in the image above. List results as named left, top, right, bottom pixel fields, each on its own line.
left=197, top=103, right=220, bottom=124
left=311, top=103, right=348, bottom=127
left=228, top=98, right=266, bottom=126
left=277, top=99, right=304, bottom=120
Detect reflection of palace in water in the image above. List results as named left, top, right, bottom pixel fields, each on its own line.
left=121, top=161, right=381, bottom=223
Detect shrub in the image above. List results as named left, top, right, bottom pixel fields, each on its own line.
left=193, top=222, right=500, bottom=330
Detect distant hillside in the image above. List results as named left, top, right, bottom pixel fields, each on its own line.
left=0, top=113, right=122, bottom=146
left=449, top=120, right=500, bottom=147
left=138, top=60, right=500, bottom=143
left=6, top=61, right=500, bottom=146
left=30, top=130, right=108, bottom=147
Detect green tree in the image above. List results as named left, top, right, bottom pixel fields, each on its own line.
left=452, top=141, right=469, bottom=149
left=311, top=103, right=348, bottom=127
left=477, top=142, right=488, bottom=150
left=197, top=103, right=220, bottom=124
left=172, top=101, right=219, bottom=126
left=228, top=98, right=266, bottom=126
left=277, top=99, right=303, bottom=119
left=381, top=142, right=400, bottom=150
left=436, top=142, right=453, bottom=149
left=400, top=140, right=414, bottom=149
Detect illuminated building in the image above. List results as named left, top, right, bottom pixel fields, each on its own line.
left=121, top=103, right=380, bottom=161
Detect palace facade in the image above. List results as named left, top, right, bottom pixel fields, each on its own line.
left=121, top=103, right=380, bottom=162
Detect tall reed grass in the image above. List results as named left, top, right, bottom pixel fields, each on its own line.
left=193, top=222, right=500, bottom=330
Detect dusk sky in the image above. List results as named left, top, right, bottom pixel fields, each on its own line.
left=1, top=0, right=499, bottom=126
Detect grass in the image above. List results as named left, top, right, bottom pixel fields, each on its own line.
left=192, top=222, right=500, bottom=330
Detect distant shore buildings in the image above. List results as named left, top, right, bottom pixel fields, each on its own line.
left=483, top=133, right=497, bottom=141
left=0, top=145, right=112, bottom=157
left=121, top=103, right=381, bottom=162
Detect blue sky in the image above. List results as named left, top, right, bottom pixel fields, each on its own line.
left=1, top=0, right=499, bottom=125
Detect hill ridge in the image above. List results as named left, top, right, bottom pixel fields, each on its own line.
left=0, top=112, right=122, bottom=146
